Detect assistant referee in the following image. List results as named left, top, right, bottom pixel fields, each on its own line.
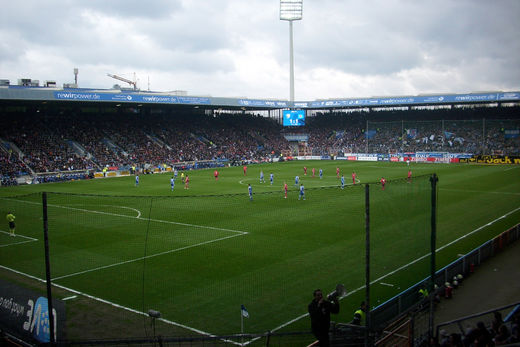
left=6, top=211, right=16, bottom=237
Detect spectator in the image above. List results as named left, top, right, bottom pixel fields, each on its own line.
left=308, top=288, right=339, bottom=347
left=494, top=325, right=510, bottom=345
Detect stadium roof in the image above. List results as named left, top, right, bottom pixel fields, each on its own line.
left=0, top=85, right=519, bottom=111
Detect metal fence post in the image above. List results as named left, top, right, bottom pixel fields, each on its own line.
left=365, top=184, right=371, bottom=347
left=429, top=174, right=438, bottom=341
left=43, top=192, right=56, bottom=345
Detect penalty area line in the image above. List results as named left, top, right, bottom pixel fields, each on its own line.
left=0, top=196, right=247, bottom=235
left=141, top=216, right=248, bottom=235
left=52, top=232, right=247, bottom=281
left=0, top=230, right=38, bottom=248
left=0, top=229, right=38, bottom=241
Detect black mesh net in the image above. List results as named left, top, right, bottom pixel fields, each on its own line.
left=0, top=176, right=433, bottom=343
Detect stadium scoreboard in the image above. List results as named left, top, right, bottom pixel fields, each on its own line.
left=282, top=109, right=305, bottom=126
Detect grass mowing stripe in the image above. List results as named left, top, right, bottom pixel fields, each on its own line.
left=52, top=232, right=248, bottom=281
left=1, top=196, right=248, bottom=235
left=0, top=229, right=38, bottom=241
left=267, top=206, right=520, bottom=333
left=436, top=206, right=520, bottom=250
left=139, top=216, right=248, bottom=235
left=0, top=264, right=242, bottom=345
left=439, top=188, right=520, bottom=196
left=0, top=162, right=517, bottom=336
left=0, top=240, right=36, bottom=248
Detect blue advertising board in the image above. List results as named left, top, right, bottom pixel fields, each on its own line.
left=1, top=87, right=513, bottom=109
left=0, top=279, right=66, bottom=344
left=238, top=99, right=288, bottom=108
left=53, top=91, right=211, bottom=105
left=308, top=92, right=520, bottom=108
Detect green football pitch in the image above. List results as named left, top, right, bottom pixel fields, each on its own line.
left=1, top=160, right=519, bottom=338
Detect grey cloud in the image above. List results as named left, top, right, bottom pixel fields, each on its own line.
left=293, top=0, right=520, bottom=78
left=74, top=0, right=183, bottom=19
left=1, top=0, right=518, bottom=98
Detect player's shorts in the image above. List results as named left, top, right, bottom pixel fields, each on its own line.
left=9, top=221, right=15, bottom=229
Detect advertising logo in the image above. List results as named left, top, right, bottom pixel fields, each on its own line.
left=32, top=297, right=51, bottom=342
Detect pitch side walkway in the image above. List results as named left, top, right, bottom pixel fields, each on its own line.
left=433, top=239, right=520, bottom=328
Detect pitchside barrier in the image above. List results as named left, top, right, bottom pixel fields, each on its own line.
left=0, top=175, right=436, bottom=346
left=371, top=223, right=520, bottom=346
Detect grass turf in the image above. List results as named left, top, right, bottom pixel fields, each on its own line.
left=0, top=160, right=519, bottom=339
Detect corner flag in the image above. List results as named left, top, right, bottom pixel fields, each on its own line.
left=241, top=304, right=249, bottom=318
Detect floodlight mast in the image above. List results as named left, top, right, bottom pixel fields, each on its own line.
left=280, top=0, right=303, bottom=103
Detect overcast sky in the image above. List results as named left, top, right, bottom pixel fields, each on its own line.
left=1, top=0, right=519, bottom=101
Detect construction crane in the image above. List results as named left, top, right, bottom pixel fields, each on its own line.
left=107, top=73, right=137, bottom=90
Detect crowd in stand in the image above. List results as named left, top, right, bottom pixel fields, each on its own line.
left=0, top=151, right=28, bottom=185
left=304, top=107, right=520, bottom=156
left=0, top=110, right=291, bottom=181
left=0, top=105, right=518, bottom=182
left=436, top=310, right=519, bottom=346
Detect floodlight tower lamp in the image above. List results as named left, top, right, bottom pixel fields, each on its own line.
left=280, top=0, right=303, bottom=21
left=280, top=0, right=303, bottom=103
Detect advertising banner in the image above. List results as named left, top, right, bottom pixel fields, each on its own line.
left=238, top=99, right=288, bottom=108
left=357, top=156, right=378, bottom=162
left=0, top=279, right=65, bottom=344
left=471, top=155, right=520, bottom=164
left=54, top=91, right=211, bottom=105
left=308, top=92, right=520, bottom=108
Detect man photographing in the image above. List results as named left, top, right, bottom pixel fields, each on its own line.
left=308, top=288, right=340, bottom=347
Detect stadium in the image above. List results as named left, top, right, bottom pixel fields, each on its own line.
left=1, top=79, right=519, bottom=346
left=1, top=2, right=520, bottom=346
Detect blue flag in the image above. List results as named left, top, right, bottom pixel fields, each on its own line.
left=444, top=131, right=454, bottom=139
left=241, top=304, right=249, bottom=318
left=365, top=130, right=377, bottom=139
left=407, top=128, right=418, bottom=139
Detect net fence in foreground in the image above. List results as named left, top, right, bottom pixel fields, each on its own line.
left=0, top=175, right=435, bottom=345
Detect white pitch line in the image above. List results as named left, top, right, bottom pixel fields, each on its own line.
left=0, top=197, right=247, bottom=235
left=65, top=204, right=142, bottom=218
left=0, top=239, right=37, bottom=248
left=100, top=204, right=142, bottom=219
left=268, top=206, right=520, bottom=333
left=52, top=233, right=245, bottom=281
left=439, top=188, right=520, bottom=196
left=379, top=282, right=394, bottom=287
left=0, top=230, right=38, bottom=247
left=0, top=230, right=38, bottom=241
left=3, top=196, right=518, bottom=343
left=56, top=204, right=247, bottom=235
left=141, top=216, right=247, bottom=235
left=0, top=265, right=242, bottom=346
